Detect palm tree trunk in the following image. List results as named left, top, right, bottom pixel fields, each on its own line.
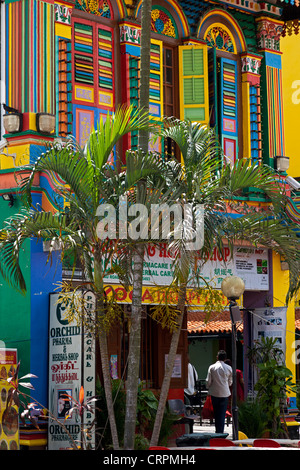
left=94, top=255, right=120, bottom=450
left=123, top=242, right=144, bottom=449
left=123, top=0, right=152, bottom=449
left=150, top=283, right=187, bottom=447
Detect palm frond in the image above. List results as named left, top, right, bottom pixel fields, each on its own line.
left=18, top=143, right=95, bottom=212
left=0, top=209, right=86, bottom=293
left=85, top=105, right=152, bottom=169
left=222, top=213, right=300, bottom=301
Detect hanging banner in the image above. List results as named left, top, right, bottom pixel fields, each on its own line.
left=0, top=349, right=19, bottom=450
left=252, top=307, right=288, bottom=357
left=103, top=244, right=269, bottom=291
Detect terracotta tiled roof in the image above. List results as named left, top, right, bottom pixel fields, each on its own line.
left=187, top=310, right=243, bottom=334
left=189, top=310, right=300, bottom=334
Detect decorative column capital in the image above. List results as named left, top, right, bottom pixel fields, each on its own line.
left=241, top=53, right=262, bottom=74
left=54, top=3, right=72, bottom=25
left=119, top=22, right=141, bottom=45
left=241, top=53, right=262, bottom=86
left=256, top=16, right=283, bottom=51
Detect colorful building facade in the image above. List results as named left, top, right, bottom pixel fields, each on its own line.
left=0, top=0, right=299, bottom=445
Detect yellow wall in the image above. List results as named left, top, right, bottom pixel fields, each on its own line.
left=281, top=34, right=300, bottom=178
left=272, top=252, right=296, bottom=386
left=0, top=144, right=30, bottom=169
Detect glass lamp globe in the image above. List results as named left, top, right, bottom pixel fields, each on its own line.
left=221, top=276, right=245, bottom=300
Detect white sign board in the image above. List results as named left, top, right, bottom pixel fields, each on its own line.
left=252, top=307, right=287, bottom=357
left=103, top=244, right=269, bottom=291
left=48, top=292, right=96, bottom=450
left=48, top=293, right=82, bottom=449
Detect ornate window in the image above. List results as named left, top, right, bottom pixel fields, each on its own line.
left=72, top=18, right=114, bottom=111
left=203, top=24, right=240, bottom=163
left=151, top=7, right=178, bottom=38
left=163, top=46, right=178, bottom=158
left=205, top=25, right=236, bottom=53
left=66, top=2, right=116, bottom=148
left=74, top=0, right=112, bottom=18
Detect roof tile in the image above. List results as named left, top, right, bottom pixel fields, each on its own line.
left=188, top=310, right=243, bottom=334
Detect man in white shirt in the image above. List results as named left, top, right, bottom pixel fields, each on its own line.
left=184, top=359, right=198, bottom=405
left=206, top=350, right=232, bottom=433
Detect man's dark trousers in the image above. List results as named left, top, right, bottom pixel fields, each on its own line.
left=211, top=396, right=228, bottom=434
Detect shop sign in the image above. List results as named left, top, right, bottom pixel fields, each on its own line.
left=103, top=244, right=269, bottom=291
left=104, top=284, right=228, bottom=307
left=48, top=292, right=95, bottom=450
left=0, top=349, right=19, bottom=450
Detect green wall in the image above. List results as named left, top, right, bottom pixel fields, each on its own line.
left=189, top=338, right=219, bottom=380
left=0, top=195, right=31, bottom=382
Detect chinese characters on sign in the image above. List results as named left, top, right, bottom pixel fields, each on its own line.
left=103, top=244, right=269, bottom=292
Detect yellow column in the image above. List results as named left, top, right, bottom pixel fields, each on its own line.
left=272, top=252, right=296, bottom=384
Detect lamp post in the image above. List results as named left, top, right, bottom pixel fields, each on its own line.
left=221, top=275, right=245, bottom=441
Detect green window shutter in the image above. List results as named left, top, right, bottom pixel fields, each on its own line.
left=179, top=45, right=209, bottom=124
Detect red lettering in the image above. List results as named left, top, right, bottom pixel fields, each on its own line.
left=159, top=243, right=167, bottom=258
left=142, top=289, right=154, bottom=303
left=148, top=245, right=156, bottom=257
left=224, top=247, right=230, bottom=262
left=114, top=287, right=127, bottom=301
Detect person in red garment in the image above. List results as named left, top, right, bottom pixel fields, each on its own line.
left=225, top=359, right=244, bottom=407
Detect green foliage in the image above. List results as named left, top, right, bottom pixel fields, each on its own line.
left=238, top=398, right=268, bottom=438
left=96, top=378, right=126, bottom=448
left=247, top=338, right=298, bottom=437
left=136, top=384, right=159, bottom=432
left=247, top=337, right=284, bottom=365
left=96, top=378, right=177, bottom=449
left=254, top=360, right=297, bottom=436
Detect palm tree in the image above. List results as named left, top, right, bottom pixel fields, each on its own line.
left=0, top=105, right=152, bottom=450
left=123, top=0, right=153, bottom=449
left=149, top=118, right=300, bottom=446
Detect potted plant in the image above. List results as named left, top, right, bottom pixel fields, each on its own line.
left=247, top=338, right=298, bottom=438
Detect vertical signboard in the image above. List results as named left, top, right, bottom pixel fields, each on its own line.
left=48, top=293, right=82, bottom=450
left=252, top=307, right=287, bottom=357
left=0, top=349, right=19, bottom=450
left=83, top=291, right=96, bottom=449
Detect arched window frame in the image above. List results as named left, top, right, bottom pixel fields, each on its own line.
left=197, top=11, right=248, bottom=163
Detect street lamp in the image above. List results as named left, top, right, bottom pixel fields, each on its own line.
left=221, top=275, right=245, bottom=441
